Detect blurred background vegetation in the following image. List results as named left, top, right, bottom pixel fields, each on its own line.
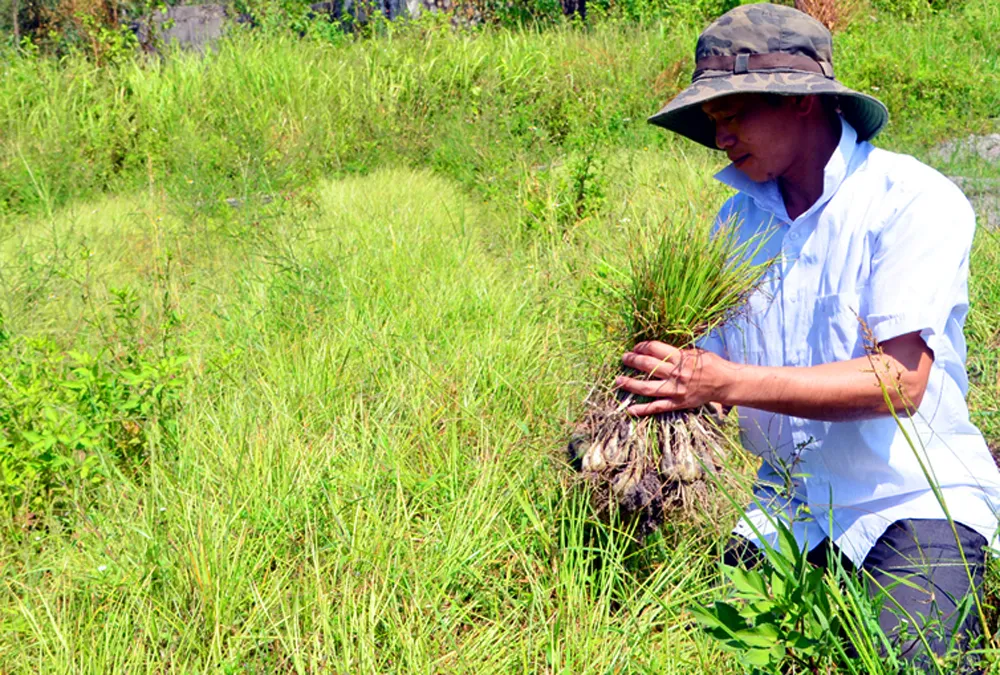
left=0, top=0, right=977, bottom=59
left=1, top=0, right=997, bottom=220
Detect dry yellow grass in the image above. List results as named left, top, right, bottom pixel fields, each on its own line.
left=795, top=0, right=867, bottom=32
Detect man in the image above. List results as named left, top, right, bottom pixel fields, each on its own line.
left=616, top=2, right=1000, bottom=669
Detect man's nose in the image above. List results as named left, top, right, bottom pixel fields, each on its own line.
left=715, top=125, right=737, bottom=150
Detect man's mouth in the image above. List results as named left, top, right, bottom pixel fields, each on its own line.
left=731, top=153, right=751, bottom=167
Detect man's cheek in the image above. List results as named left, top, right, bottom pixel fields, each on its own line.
left=739, top=129, right=761, bottom=149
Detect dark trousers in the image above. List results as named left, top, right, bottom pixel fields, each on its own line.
left=724, top=518, right=988, bottom=671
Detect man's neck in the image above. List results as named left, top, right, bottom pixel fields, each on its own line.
left=777, top=120, right=842, bottom=221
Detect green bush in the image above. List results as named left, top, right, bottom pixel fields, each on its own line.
left=588, top=0, right=741, bottom=23
left=0, top=290, right=187, bottom=518
left=692, top=522, right=854, bottom=673
left=870, top=0, right=965, bottom=19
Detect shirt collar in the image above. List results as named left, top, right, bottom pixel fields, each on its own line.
left=714, top=116, right=860, bottom=223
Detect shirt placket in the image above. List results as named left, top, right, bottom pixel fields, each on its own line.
left=778, top=221, right=814, bottom=499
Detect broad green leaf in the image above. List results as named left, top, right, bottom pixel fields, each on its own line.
left=744, top=647, right=775, bottom=667
left=728, top=565, right=767, bottom=597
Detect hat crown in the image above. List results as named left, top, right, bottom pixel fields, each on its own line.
left=646, top=1, right=888, bottom=149
left=696, top=3, right=833, bottom=69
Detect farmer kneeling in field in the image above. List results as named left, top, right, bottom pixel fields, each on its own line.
left=617, top=2, right=1000, bottom=668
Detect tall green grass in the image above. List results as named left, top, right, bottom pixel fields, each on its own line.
left=969, top=228, right=1000, bottom=454
left=3, top=156, right=997, bottom=674
left=0, top=165, right=752, bottom=671
left=613, top=222, right=770, bottom=346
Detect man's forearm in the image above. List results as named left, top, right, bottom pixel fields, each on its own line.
left=618, top=333, right=933, bottom=419
left=718, top=354, right=924, bottom=422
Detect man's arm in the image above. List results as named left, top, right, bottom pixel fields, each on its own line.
left=616, top=332, right=933, bottom=422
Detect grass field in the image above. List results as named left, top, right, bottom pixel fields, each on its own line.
left=1, top=2, right=1000, bottom=672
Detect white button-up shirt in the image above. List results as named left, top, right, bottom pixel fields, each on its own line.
left=703, top=117, right=1000, bottom=565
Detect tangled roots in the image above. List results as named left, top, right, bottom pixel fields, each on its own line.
left=567, top=391, right=726, bottom=537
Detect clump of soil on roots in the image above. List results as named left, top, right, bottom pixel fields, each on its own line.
left=568, top=384, right=727, bottom=538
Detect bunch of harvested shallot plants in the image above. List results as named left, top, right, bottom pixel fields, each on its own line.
left=569, top=218, right=770, bottom=536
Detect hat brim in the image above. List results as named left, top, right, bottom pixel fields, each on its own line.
left=647, top=72, right=889, bottom=149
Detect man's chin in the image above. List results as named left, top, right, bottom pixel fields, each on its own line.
left=734, top=165, right=768, bottom=183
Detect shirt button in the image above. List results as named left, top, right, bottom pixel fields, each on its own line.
left=789, top=232, right=800, bottom=240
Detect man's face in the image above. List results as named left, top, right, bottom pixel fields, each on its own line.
left=701, top=94, right=806, bottom=183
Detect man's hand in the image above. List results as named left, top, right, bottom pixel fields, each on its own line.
left=616, top=341, right=732, bottom=416
left=615, top=332, right=934, bottom=422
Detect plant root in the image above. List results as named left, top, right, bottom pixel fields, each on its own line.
left=567, top=388, right=728, bottom=538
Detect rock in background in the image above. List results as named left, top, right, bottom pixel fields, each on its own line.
left=133, top=4, right=232, bottom=52
left=935, top=134, right=1000, bottom=165
left=936, top=133, right=1000, bottom=230
left=951, top=176, right=1000, bottom=230
left=131, top=0, right=511, bottom=51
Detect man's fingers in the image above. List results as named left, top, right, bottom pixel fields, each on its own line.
left=615, top=375, right=679, bottom=398
left=627, top=399, right=679, bottom=417
left=632, top=340, right=681, bottom=361
left=621, top=352, right=683, bottom=377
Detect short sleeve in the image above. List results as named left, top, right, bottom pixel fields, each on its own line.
left=865, top=181, right=975, bottom=349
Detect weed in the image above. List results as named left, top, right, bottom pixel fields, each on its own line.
left=0, top=282, right=186, bottom=520
left=693, top=521, right=853, bottom=673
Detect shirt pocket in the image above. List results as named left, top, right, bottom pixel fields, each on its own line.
left=721, top=281, right=780, bottom=366
left=808, top=291, right=866, bottom=363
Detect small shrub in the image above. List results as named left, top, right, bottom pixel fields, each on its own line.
left=691, top=520, right=897, bottom=674
left=518, top=145, right=608, bottom=235
left=0, top=289, right=187, bottom=519
left=693, top=526, right=841, bottom=672
left=867, top=0, right=966, bottom=19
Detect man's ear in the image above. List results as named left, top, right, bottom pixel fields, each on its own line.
left=792, top=95, right=819, bottom=117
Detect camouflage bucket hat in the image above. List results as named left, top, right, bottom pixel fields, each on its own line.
left=648, top=3, right=889, bottom=149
